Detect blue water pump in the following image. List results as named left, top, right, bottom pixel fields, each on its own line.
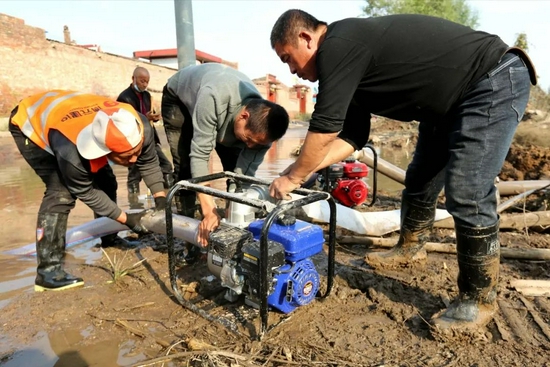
left=207, top=215, right=324, bottom=314
left=246, top=215, right=324, bottom=313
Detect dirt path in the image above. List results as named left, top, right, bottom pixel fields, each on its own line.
left=1, top=116, right=549, bottom=366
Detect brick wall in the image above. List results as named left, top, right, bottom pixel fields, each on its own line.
left=0, top=13, right=177, bottom=115
left=0, top=13, right=314, bottom=119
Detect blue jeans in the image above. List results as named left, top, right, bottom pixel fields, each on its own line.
left=404, top=53, right=531, bottom=228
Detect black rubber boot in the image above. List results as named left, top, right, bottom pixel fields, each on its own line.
left=127, top=182, right=140, bottom=194
left=365, top=192, right=436, bottom=268
left=175, top=194, right=197, bottom=218
left=163, top=173, right=175, bottom=189
left=128, top=192, right=144, bottom=210
left=175, top=243, right=203, bottom=266
left=34, top=212, right=84, bottom=292
left=431, top=222, right=500, bottom=332
left=98, top=233, right=139, bottom=248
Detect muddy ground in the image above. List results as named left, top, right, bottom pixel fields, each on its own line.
left=1, top=114, right=550, bottom=367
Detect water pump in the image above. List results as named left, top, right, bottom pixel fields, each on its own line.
left=165, top=172, right=337, bottom=338
left=320, top=157, right=369, bottom=207
left=207, top=214, right=323, bottom=313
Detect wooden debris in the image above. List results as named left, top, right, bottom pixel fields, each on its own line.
left=498, top=299, right=538, bottom=345
left=518, top=295, right=550, bottom=342
left=435, top=211, right=550, bottom=230
left=332, top=235, right=550, bottom=261
left=510, top=279, right=550, bottom=297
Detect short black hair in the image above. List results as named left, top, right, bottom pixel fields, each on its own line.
left=270, top=9, right=327, bottom=49
left=244, top=99, right=289, bottom=141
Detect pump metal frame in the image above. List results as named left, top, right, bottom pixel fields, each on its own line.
left=165, top=171, right=337, bottom=340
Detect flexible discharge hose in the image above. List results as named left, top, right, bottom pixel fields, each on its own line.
left=4, top=210, right=200, bottom=256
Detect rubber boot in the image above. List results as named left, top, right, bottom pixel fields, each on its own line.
left=98, top=233, right=139, bottom=248
left=34, top=212, right=84, bottom=292
left=365, top=193, right=436, bottom=268
left=173, top=194, right=202, bottom=265
left=127, top=182, right=140, bottom=194
left=93, top=213, right=138, bottom=248
left=128, top=192, right=144, bottom=210
left=431, top=222, right=500, bottom=332
left=163, top=173, right=175, bottom=189
left=175, top=194, right=197, bottom=218
left=175, top=243, right=203, bottom=266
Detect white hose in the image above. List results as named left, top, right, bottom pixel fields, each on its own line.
left=4, top=211, right=200, bottom=256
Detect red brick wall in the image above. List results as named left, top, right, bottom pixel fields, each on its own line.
left=0, top=13, right=177, bottom=115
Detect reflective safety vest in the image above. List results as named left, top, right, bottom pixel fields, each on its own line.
left=10, top=90, right=141, bottom=172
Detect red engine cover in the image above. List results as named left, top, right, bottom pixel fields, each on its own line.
left=331, top=179, right=368, bottom=207
left=342, top=162, right=368, bottom=179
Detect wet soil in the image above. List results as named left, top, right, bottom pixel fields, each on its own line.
left=1, top=117, right=550, bottom=367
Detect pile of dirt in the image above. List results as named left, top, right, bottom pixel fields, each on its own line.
left=501, top=143, right=550, bottom=181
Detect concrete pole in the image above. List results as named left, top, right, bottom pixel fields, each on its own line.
left=174, top=0, right=196, bottom=70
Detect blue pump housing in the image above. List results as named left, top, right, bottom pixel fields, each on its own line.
left=267, top=259, right=320, bottom=313
left=247, top=217, right=324, bottom=313
left=248, top=218, right=324, bottom=262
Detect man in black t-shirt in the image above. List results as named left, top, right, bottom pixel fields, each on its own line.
left=269, top=10, right=536, bottom=332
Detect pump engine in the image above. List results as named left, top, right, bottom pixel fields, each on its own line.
left=319, top=157, right=369, bottom=207
left=207, top=214, right=323, bottom=313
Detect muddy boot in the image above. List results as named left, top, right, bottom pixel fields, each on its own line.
left=175, top=243, right=203, bottom=266
left=365, top=193, right=436, bottom=268
left=128, top=182, right=140, bottom=194
left=431, top=222, right=500, bottom=332
left=175, top=194, right=197, bottom=218
left=35, top=212, right=84, bottom=292
left=128, top=192, right=144, bottom=210
left=163, top=173, right=175, bottom=189
left=98, top=233, right=140, bottom=248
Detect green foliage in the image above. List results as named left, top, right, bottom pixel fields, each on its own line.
left=514, top=32, right=528, bottom=52
left=362, top=0, right=479, bottom=28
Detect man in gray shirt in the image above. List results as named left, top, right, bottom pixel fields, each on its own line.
left=161, top=63, right=289, bottom=246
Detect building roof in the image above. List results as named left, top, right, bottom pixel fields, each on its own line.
left=133, top=48, right=222, bottom=63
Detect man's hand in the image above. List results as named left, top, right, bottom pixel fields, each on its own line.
left=154, top=196, right=167, bottom=211
left=269, top=175, right=301, bottom=200
left=125, top=212, right=150, bottom=235
left=146, top=110, right=160, bottom=122
left=197, top=211, right=221, bottom=247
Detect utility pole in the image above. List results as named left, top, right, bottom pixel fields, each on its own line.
left=174, top=0, right=196, bottom=70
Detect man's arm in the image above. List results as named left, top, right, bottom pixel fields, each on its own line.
left=287, top=131, right=338, bottom=183
left=135, top=114, right=165, bottom=198
left=50, top=131, right=123, bottom=220
left=189, top=89, right=223, bottom=245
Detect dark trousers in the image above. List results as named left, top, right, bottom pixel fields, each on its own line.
left=127, top=137, right=173, bottom=186
left=161, top=85, right=240, bottom=196
left=9, top=120, right=117, bottom=215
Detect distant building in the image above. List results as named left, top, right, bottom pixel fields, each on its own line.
left=133, top=48, right=238, bottom=70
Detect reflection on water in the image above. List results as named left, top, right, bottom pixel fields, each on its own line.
left=0, top=125, right=412, bottom=302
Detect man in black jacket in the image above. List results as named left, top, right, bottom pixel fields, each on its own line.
left=117, top=66, right=173, bottom=194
